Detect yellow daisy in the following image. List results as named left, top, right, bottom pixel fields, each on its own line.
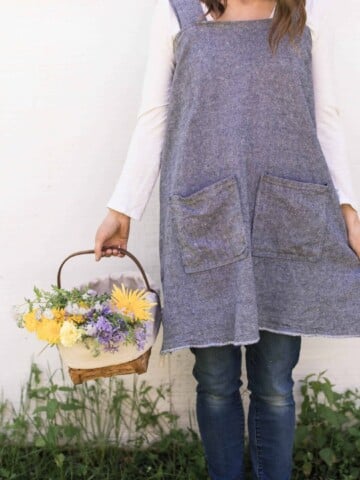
left=36, top=318, right=61, bottom=345
left=110, top=284, right=157, bottom=322
left=23, top=310, right=39, bottom=333
left=67, top=314, right=86, bottom=325
left=51, top=307, right=66, bottom=323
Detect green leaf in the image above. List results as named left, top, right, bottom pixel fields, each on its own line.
left=46, top=399, right=59, bottom=420
left=295, top=426, right=309, bottom=447
left=306, top=451, right=313, bottom=461
left=317, top=404, right=341, bottom=427
left=46, top=424, right=58, bottom=445
left=59, top=400, right=84, bottom=411
left=302, top=461, right=312, bottom=477
left=33, top=405, right=48, bottom=414
left=0, top=468, right=10, bottom=478
left=349, top=427, right=360, bottom=438
left=63, top=424, right=80, bottom=439
left=58, top=386, right=76, bottom=392
left=313, top=428, right=327, bottom=449
left=350, top=467, right=360, bottom=478
left=34, top=436, right=46, bottom=447
left=322, top=381, right=335, bottom=405
left=54, top=453, right=65, bottom=468
left=319, top=447, right=337, bottom=467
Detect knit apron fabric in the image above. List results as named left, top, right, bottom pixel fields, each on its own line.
left=158, top=0, right=360, bottom=354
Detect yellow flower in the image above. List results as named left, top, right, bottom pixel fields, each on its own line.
left=110, top=284, right=157, bottom=322
left=67, top=314, right=85, bottom=325
left=60, top=321, right=82, bottom=347
left=36, top=318, right=61, bottom=345
left=51, top=308, right=65, bottom=323
left=23, top=310, right=39, bottom=333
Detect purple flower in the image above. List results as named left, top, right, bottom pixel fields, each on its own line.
left=86, top=313, right=129, bottom=352
left=135, top=328, right=146, bottom=351
left=95, top=316, right=113, bottom=342
left=144, top=320, right=153, bottom=336
left=134, top=324, right=149, bottom=351
left=84, top=303, right=112, bottom=322
left=82, top=301, right=140, bottom=353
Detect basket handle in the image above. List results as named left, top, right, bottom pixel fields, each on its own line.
left=56, top=246, right=161, bottom=306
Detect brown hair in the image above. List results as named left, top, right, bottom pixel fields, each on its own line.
left=201, top=0, right=307, bottom=53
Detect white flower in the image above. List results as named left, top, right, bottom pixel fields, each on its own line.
left=85, top=325, right=97, bottom=337
left=78, top=307, right=89, bottom=315
left=71, top=303, right=80, bottom=314
left=11, top=303, right=30, bottom=325
left=64, top=302, right=82, bottom=315
left=94, top=301, right=102, bottom=312
left=84, top=289, right=97, bottom=298
left=43, top=308, right=54, bottom=320
left=12, top=303, right=29, bottom=317
left=64, top=303, right=73, bottom=314
left=35, top=309, right=42, bottom=320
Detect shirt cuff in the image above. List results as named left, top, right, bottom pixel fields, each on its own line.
left=106, top=198, right=144, bottom=221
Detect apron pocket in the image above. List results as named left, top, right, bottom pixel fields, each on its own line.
left=170, top=175, right=249, bottom=273
left=251, top=172, right=330, bottom=261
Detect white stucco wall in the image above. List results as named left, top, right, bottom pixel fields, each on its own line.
left=0, top=0, right=359, bottom=430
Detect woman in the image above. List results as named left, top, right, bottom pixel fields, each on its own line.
left=94, top=0, right=360, bottom=478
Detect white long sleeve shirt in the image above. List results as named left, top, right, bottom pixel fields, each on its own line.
left=107, top=0, right=359, bottom=220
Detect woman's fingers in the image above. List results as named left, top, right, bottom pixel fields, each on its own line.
left=340, top=204, right=360, bottom=259
left=94, top=235, right=107, bottom=261
left=94, top=210, right=131, bottom=261
left=348, top=228, right=360, bottom=259
left=114, top=238, right=128, bottom=256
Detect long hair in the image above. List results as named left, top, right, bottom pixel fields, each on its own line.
left=201, top=0, right=307, bottom=52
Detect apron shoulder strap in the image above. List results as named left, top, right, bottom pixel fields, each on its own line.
left=168, top=0, right=206, bottom=30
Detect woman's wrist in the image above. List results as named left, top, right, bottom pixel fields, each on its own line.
left=107, top=207, right=131, bottom=220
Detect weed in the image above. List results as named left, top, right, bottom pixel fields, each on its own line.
left=293, top=371, right=360, bottom=480
left=0, top=365, right=359, bottom=479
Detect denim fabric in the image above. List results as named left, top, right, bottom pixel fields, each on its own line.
left=159, top=0, right=360, bottom=354
left=190, top=330, right=301, bottom=480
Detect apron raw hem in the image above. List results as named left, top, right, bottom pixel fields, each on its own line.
left=160, top=327, right=360, bottom=354
left=259, top=325, right=360, bottom=339
left=160, top=337, right=261, bottom=355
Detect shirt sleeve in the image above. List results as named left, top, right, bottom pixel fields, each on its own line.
left=307, top=0, right=359, bottom=215
left=106, top=0, right=176, bottom=220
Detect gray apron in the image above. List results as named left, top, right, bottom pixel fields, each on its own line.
left=159, top=0, right=360, bottom=354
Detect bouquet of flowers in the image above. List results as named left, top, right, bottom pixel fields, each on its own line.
left=14, top=247, right=161, bottom=383
left=15, top=282, right=158, bottom=357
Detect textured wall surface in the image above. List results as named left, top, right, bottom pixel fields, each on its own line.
left=0, top=0, right=359, bottom=430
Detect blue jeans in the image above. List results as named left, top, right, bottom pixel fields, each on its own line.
left=190, top=330, right=301, bottom=480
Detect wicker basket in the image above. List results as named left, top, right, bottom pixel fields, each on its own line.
left=56, top=246, right=162, bottom=384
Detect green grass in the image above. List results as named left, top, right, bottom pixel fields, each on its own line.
left=0, top=363, right=211, bottom=479
left=0, top=364, right=359, bottom=479
left=0, top=431, right=208, bottom=479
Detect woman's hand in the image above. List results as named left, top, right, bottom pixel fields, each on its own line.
left=341, top=204, right=360, bottom=259
left=94, top=208, right=131, bottom=261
